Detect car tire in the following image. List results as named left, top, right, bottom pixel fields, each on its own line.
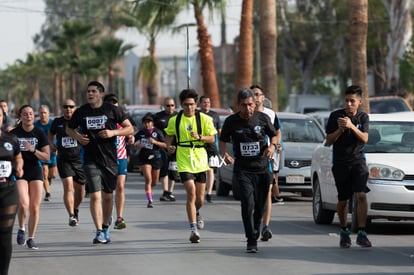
left=312, top=177, right=335, bottom=224
left=231, top=175, right=240, bottom=201
left=216, top=169, right=231, bottom=197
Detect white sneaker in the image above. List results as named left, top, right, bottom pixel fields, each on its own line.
left=189, top=230, right=200, bottom=243
left=69, top=216, right=78, bottom=226
left=196, top=215, right=204, bottom=230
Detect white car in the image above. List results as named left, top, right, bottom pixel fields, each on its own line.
left=277, top=112, right=326, bottom=196
left=311, top=112, right=414, bottom=231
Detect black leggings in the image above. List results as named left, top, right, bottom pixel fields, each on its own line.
left=0, top=183, right=18, bottom=275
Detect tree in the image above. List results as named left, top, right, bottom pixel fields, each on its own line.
left=92, top=38, right=135, bottom=93
left=234, top=0, right=254, bottom=110
left=259, top=0, right=278, bottom=111
left=349, top=0, right=369, bottom=113
left=122, top=0, right=180, bottom=104
left=381, top=0, right=413, bottom=92
left=186, top=0, right=223, bottom=108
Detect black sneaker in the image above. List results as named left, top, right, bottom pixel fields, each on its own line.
left=74, top=209, right=79, bottom=223
left=272, top=196, right=284, bottom=205
left=246, top=240, right=258, bottom=253
left=27, top=239, right=39, bottom=250
left=167, top=193, right=176, bottom=201
left=339, top=229, right=351, bottom=248
left=147, top=201, right=154, bottom=208
left=44, top=192, right=51, bottom=202
left=261, top=227, right=273, bottom=242
left=17, top=229, right=26, bottom=245
left=356, top=230, right=372, bottom=248
left=206, top=194, right=212, bottom=203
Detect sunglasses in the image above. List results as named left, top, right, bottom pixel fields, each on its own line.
left=165, top=104, right=175, bottom=107
left=63, top=105, right=75, bottom=109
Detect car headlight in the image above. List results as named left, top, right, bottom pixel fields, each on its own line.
left=368, top=164, right=405, bottom=181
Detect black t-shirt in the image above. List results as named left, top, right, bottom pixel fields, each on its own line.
left=50, top=116, right=82, bottom=161
left=67, top=103, right=127, bottom=170
left=154, top=110, right=178, bottom=135
left=220, top=111, right=277, bottom=173
left=0, top=131, right=20, bottom=182
left=134, top=127, right=165, bottom=160
left=11, top=126, right=49, bottom=168
left=326, top=108, right=369, bottom=164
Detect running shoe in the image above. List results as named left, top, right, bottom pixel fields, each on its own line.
left=93, top=230, right=107, bottom=244
left=74, top=209, right=79, bottom=222
left=272, top=196, right=284, bottom=205
left=356, top=230, right=372, bottom=248
left=69, top=215, right=78, bottom=227
left=103, top=227, right=111, bottom=243
left=189, top=230, right=200, bottom=243
left=147, top=201, right=154, bottom=208
left=17, top=229, right=26, bottom=245
left=114, top=217, right=126, bottom=230
left=206, top=194, right=212, bottom=203
left=196, top=215, right=204, bottom=230
left=26, top=239, right=39, bottom=250
left=159, top=194, right=168, bottom=201
left=246, top=240, right=258, bottom=253
left=339, top=229, right=351, bottom=248
left=167, top=193, right=176, bottom=201
left=44, top=192, right=51, bottom=202
left=261, top=227, right=273, bottom=242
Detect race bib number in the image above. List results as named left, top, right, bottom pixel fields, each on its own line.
left=0, top=161, right=12, bottom=177
left=141, top=138, right=154, bottom=150
left=86, top=115, right=107, bottom=130
left=240, top=142, right=260, bottom=157
left=61, top=136, right=78, bottom=148
left=18, top=138, right=38, bottom=151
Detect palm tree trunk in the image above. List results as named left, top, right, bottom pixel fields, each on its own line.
left=193, top=4, right=220, bottom=108
left=234, top=0, right=254, bottom=110
left=53, top=71, right=60, bottom=115
left=350, top=0, right=369, bottom=112
left=259, top=0, right=278, bottom=111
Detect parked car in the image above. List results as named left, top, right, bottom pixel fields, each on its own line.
left=311, top=112, right=414, bottom=232
left=216, top=112, right=326, bottom=199
left=369, top=96, right=412, bottom=113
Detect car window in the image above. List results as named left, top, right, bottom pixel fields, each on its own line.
left=281, top=118, right=325, bottom=143
left=369, top=98, right=411, bottom=113
left=365, top=121, right=414, bottom=153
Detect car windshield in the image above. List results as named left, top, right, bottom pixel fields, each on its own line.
left=281, top=118, right=325, bottom=143
left=365, top=121, right=414, bottom=153
left=369, top=98, right=411, bottom=113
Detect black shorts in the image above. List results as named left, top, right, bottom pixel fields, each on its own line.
left=179, top=171, right=207, bottom=183
left=57, top=158, right=87, bottom=185
left=83, top=163, right=117, bottom=193
left=159, top=149, right=169, bottom=177
left=332, top=160, right=369, bottom=201
left=139, top=158, right=161, bottom=170
left=17, top=165, right=43, bottom=182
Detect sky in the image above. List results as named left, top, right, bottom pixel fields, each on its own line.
left=0, top=0, right=242, bottom=69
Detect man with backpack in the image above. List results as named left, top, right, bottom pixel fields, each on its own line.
left=164, top=89, right=217, bottom=243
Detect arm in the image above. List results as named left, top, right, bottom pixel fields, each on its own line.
left=166, top=135, right=176, bottom=154
left=97, top=119, right=134, bottom=139
left=48, top=131, right=57, bottom=153
left=219, top=140, right=233, bottom=165
left=14, top=152, right=23, bottom=178
left=35, top=145, right=50, bottom=162
left=66, top=126, right=90, bottom=146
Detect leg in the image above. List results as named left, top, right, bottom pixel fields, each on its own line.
left=102, top=191, right=113, bottom=226
left=183, top=179, right=197, bottom=224
left=62, top=177, right=75, bottom=216
left=205, top=168, right=214, bottom=202
left=16, top=180, right=29, bottom=231
left=27, top=180, right=43, bottom=238
left=73, top=181, right=84, bottom=211
left=336, top=200, right=349, bottom=228
left=42, top=165, right=51, bottom=200
left=115, top=174, right=126, bottom=218
left=356, top=191, right=368, bottom=228
left=90, top=190, right=103, bottom=230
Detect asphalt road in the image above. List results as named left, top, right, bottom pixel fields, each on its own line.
left=10, top=173, right=414, bottom=275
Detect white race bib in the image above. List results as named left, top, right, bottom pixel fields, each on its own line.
left=86, top=115, right=107, bottom=130
left=0, top=161, right=12, bottom=178
left=141, top=138, right=154, bottom=150
left=240, top=142, right=260, bottom=157
left=62, top=136, right=78, bottom=148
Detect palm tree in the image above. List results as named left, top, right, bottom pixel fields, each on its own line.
left=92, top=38, right=135, bottom=94
left=349, top=0, right=369, bottom=112
left=122, top=0, right=180, bottom=104
left=187, top=0, right=223, bottom=107
left=259, top=0, right=278, bottom=111
left=234, top=0, right=254, bottom=110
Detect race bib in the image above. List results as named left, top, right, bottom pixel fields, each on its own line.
left=0, top=161, right=12, bottom=178
left=141, top=138, right=154, bottom=150
left=86, top=115, right=107, bottom=130
left=240, top=142, right=260, bottom=157
left=18, top=138, right=38, bottom=151
left=62, top=136, right=78, bottom=148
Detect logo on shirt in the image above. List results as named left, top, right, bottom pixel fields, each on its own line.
left=3, top=142, right=12, bottom=151
left=254, top=126, right=261, bottom=134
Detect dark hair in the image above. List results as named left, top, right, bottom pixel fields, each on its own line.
left=250, top=84, right=263, bottom=92
left=104, top=93, right=118, bottom=103
left=88, top=81, right=105, bottom=93
left=237, top=88, right=254, bottom=104
left=179, top=89, right=198, bottom=104
left=345, top=85, right=363, bottom=97
left=142, top=112, right=154, bottom=122
left=199, top=95, right=210, bottom=103
left=18, top=104, right=33, bottom=117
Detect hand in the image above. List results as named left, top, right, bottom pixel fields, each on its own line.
left=98, top=129, right=115, bottom=139
left=190, top=131, right=200, bottom=140
left=167, top=145, right=176, bottom=154
left=264, top=147, right=274, bottom=159
left=23, top=141, right=35, bottom=152
left=78, top=134, right=90, bottom=146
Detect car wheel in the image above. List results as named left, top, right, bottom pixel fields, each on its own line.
left=231, top=175, right=240, bottom=200
left=312, top=177, right=335, bottom=224
left=350, top=193, right=358, bottom=233
left=216, top=169, right=231, bottom=197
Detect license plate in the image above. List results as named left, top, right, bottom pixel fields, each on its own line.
left=286, top=175, right=304, bottom=184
